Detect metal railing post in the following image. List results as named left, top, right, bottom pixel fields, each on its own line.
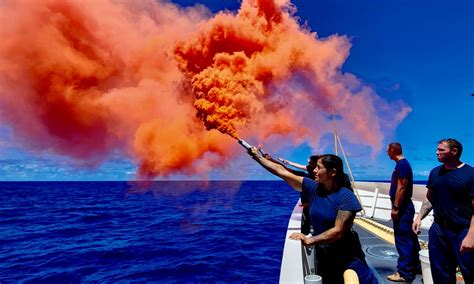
left=370, top=187, right=379, bottom=218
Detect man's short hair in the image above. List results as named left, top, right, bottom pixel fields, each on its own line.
left=388, top=142, right=403, bottom=155
left=438, top=138, right=463, bottom=159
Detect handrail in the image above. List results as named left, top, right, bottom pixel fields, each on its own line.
left=279, top=200, right=306, bottom=283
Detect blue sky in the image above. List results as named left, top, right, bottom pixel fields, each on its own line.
left=0, top=0, right=472, bottom=181
left=279, top=0, right=474, bottom=181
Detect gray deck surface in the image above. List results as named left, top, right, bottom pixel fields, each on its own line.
left=353, top=218, right=429, bottom=284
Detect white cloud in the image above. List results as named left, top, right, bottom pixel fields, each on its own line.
left=415, top=170, right=430, bottom=177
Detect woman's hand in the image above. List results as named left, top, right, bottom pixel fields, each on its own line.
left=289, top=232, right=313, bottom=246
left=248, top=146, right=259, bottom=158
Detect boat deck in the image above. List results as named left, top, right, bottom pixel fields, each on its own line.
left=354, top=218, right=429, bottom=284
left=279, top=188, right=440, bottom=284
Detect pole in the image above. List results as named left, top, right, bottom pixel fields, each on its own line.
left=337, top=134, right=365, bottom=216
left=332, top=108, right=338, bottom=155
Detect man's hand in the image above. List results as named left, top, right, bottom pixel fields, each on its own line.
left=263, top=153, right=272, bottom=159
left=391, top=207, right=400, bottom=221
left=460, top=233, right=474, bottom=253
left=412, top=218, right=422, bottom=235
left=278, top=158, right=289, bottom=164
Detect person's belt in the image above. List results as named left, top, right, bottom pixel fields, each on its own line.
left=434, top=216, right=468, bottom=232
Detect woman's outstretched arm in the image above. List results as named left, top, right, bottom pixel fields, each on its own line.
left=248, top=147, right=304, bottom=192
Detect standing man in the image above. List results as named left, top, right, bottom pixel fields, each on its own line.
left=412, top=138, right=474, bottom=283
left=278, top=155, right=319, bottom=179
left=386, top=142, right=421, bottom=282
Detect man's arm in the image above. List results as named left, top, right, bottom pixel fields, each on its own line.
left=278, top=158, right=307, bottom=171
left=391, top=177, right=408, bottom=220
left=290, top=210, right=355, bottom=246
left=260, top=152, right=296, bottom=173
left=413, top=187, right=433, bottom=234
left=249, top=147, right=304, bottom=192
left=460, top=199, right=474, bottom=253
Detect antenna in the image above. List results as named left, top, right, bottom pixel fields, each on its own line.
left=332, top=108, right=338, bottom=155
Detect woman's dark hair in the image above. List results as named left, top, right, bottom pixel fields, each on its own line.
left=309, top=155, right=320, bottom=163
left=318, top=154, right=353, bottom=191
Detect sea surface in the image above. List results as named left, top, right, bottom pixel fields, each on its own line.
left=0, top=181, right=300, bottom=283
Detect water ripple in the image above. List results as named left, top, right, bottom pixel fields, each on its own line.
left=0, top=181, right=297, bottom=282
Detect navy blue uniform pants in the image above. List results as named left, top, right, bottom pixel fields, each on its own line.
left=429, top=222, right=474, bottom=283
left=316, top=231, right=378, bottom=284
left=392, top=202, right=421, bottom=280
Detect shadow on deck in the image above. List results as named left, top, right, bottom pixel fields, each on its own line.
left=354, top=218, right=429, bottom=284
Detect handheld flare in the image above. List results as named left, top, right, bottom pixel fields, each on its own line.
left=238, top=139, right=252, bottom=150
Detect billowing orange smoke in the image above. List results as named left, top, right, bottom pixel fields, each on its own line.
left=0, top=0, right=410, bottom=178
left=173, top=0, right=411, bottom=149
left=0, top=0, right=230, bottom=177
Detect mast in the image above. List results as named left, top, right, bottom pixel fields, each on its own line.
left=332, top=108, right=365, bottom=216
left=332, top=108, right=338, bottom=155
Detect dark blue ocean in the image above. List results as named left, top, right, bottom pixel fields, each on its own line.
left=0, top=181, right=300, bottom=283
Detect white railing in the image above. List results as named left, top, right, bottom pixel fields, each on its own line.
left=353, top=182, right=434, bottom=229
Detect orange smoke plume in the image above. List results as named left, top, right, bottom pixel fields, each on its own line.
left=0, top=0, right=410, bottom=178
left=0, top=0, right=231, bottom=177
left=174, top=0, right=410, bottom=150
